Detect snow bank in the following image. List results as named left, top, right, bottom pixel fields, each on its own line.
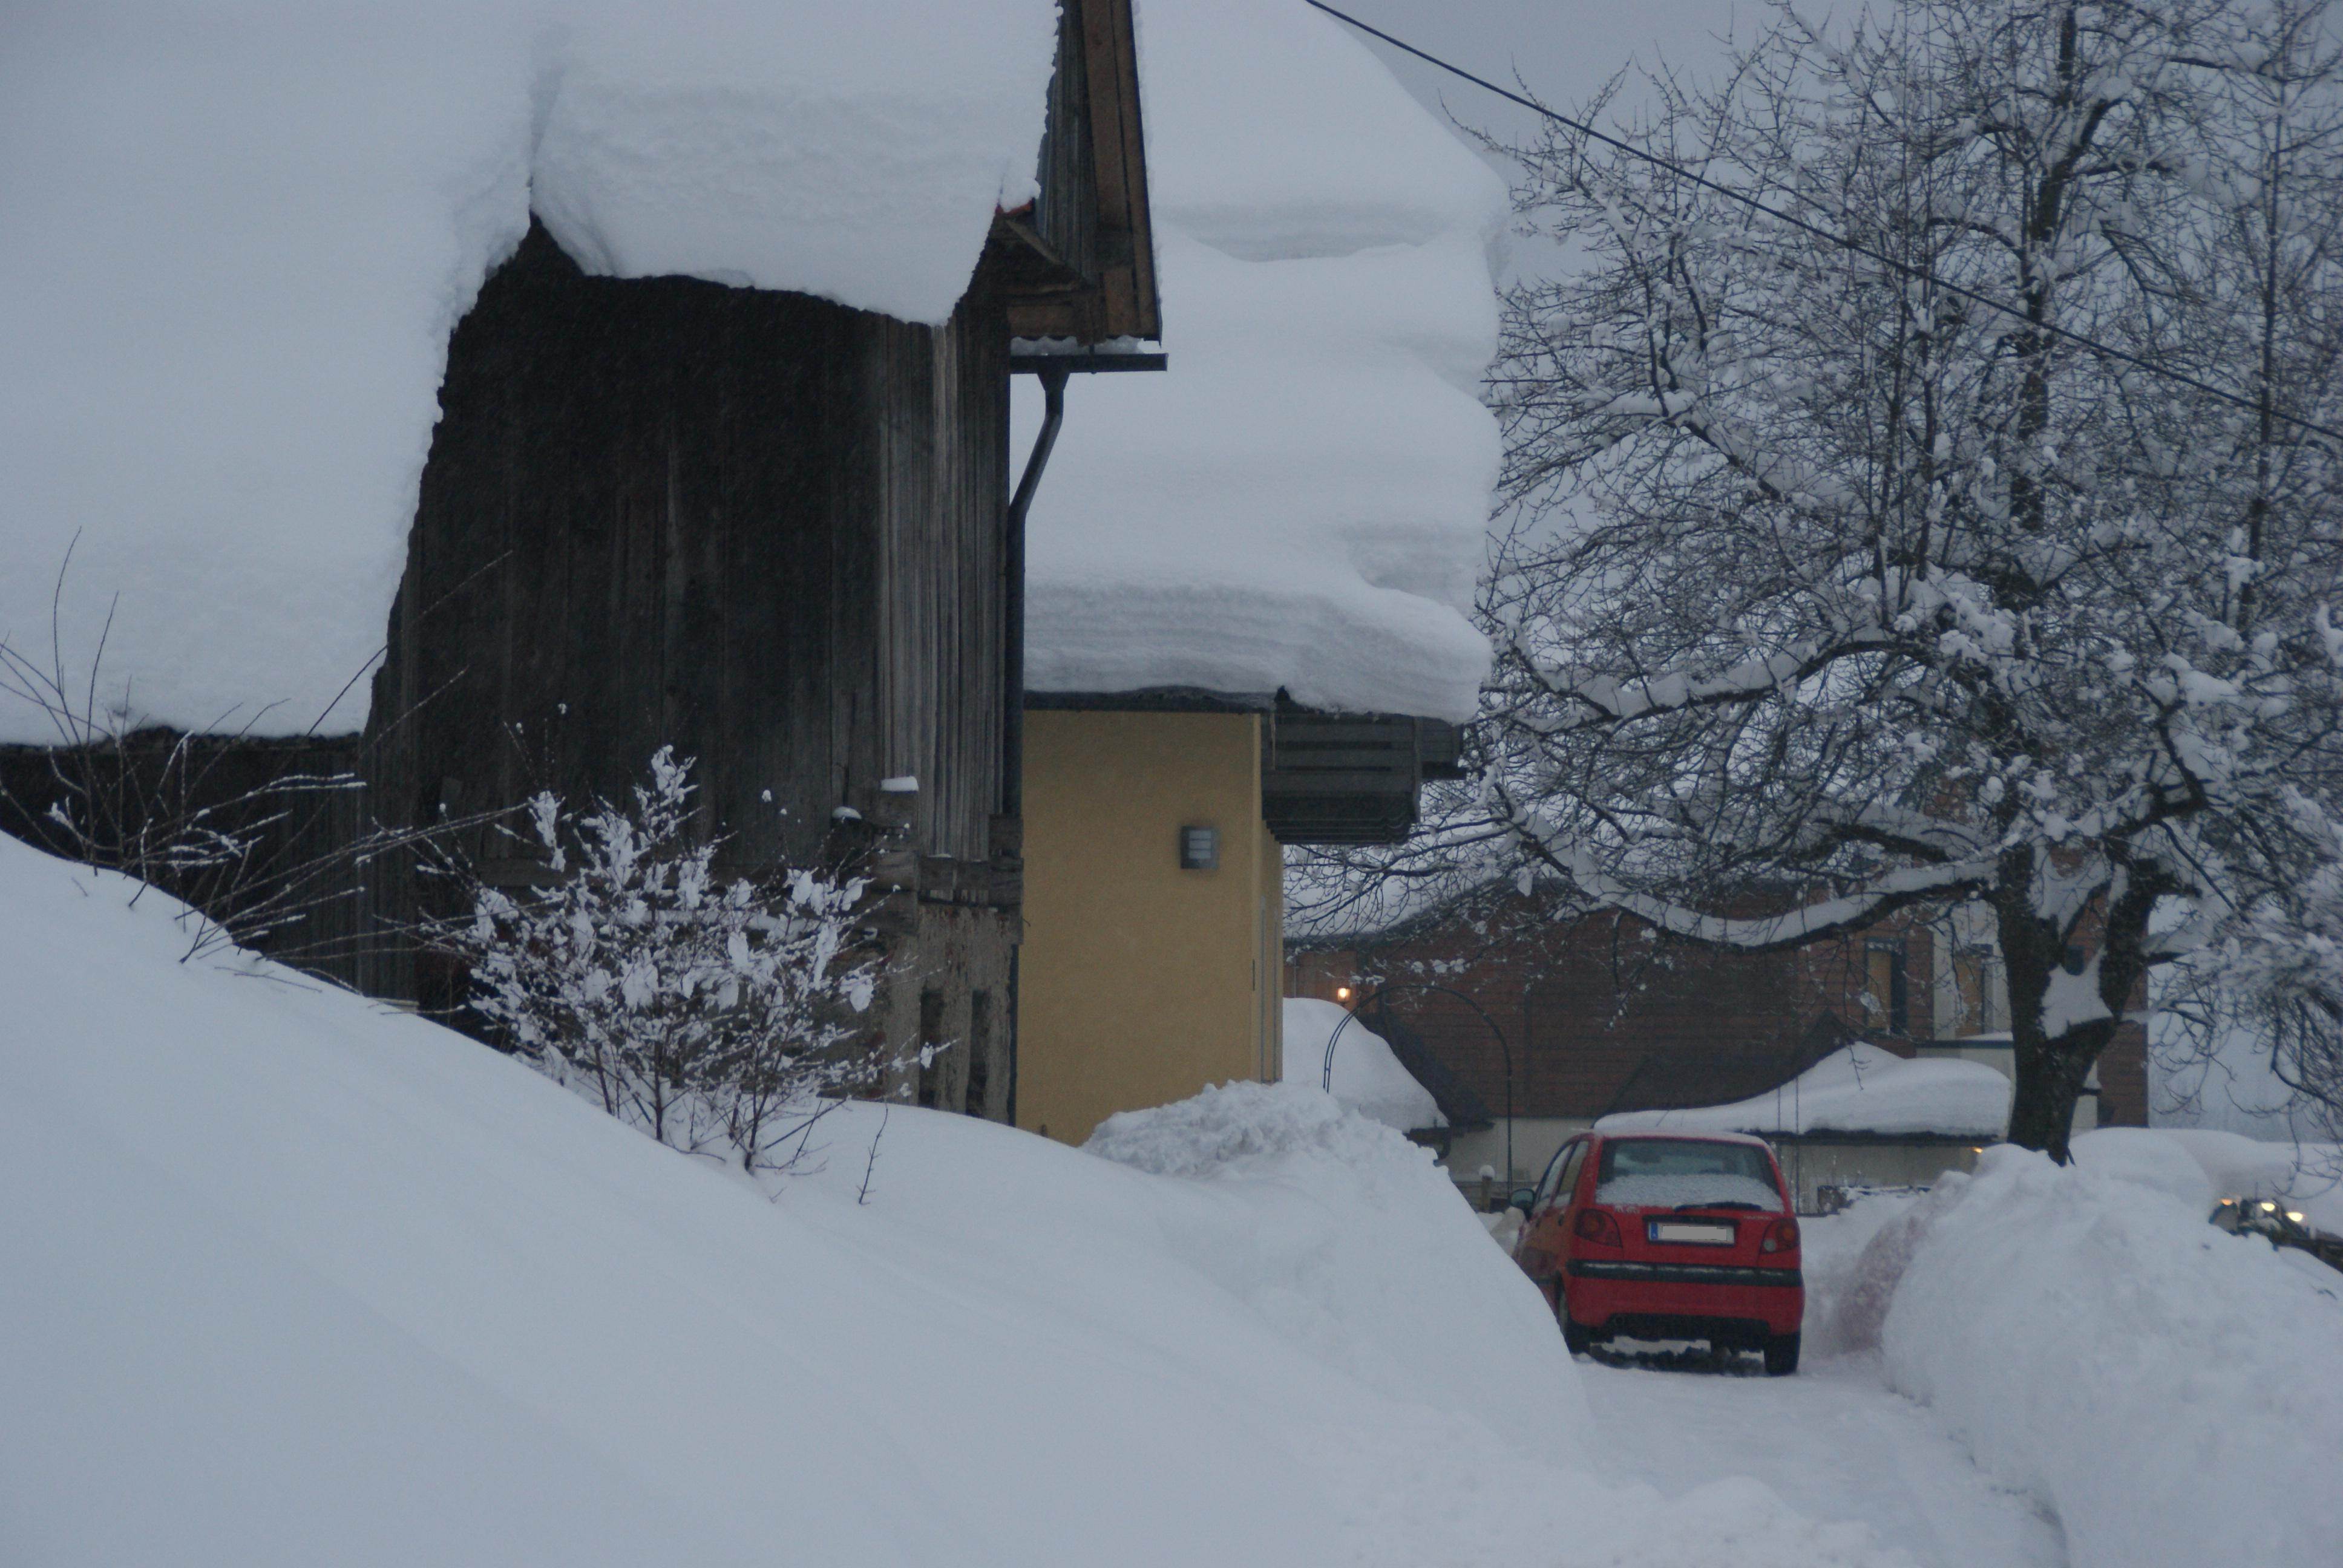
left=0, top=832, right=1924, bottom=1567
left=1797, top=1189, right=1924, bottom=1357
left=0, top=0, right=1055, bottom=742
left=1281, top=995, right=1444, bottom=1131
left=1598, top=1042, right=2011, bottom=1138
left=2075, top=1126, right=2343, bottom=1237
left=1020, top=0, right=1506, bottom=721
left=1088, top=1081, right=1563, bottom=1455
left=1878, top=1146, right=2343, bottom=1568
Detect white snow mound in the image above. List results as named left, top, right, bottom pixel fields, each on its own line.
left=2077, top=1125, right=2343, bottom=1236
left=0, top=832, right=1925, bottom=1567
left=1279, top=996, right=1445, bottom=1131
left=1879, top=1145, right=2343, bottom=1568
left=0, top=0, right=1056, bottom=743
left=1020, top=0, right=1506, bottom=720
left=1090, top=1080, right=1561, bottom=1456
left=1598, top=1042, right=2011, bottom=1138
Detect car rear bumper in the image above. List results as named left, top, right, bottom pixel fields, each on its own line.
left=1564, top=1260, right=1804, bottom=1336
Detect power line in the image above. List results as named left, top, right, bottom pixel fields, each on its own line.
left=1302, top=0, right=2343, bottom=446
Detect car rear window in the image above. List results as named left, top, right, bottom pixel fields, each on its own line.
left=1594, top=1138, right=1783, bottom=1210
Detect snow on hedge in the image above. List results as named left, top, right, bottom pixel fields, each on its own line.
left=1598, top=1042, right=2011, bottom=1138
left=1280, top=996, right=1444, bottom=1132
left=1020, top=0, right=1505, bottom=721
left=0, top=0, right=1056, bottom=743
left=1872, top=1147, right=2343, bottom=1568
left=1, top=831, right=1924, bottom=1567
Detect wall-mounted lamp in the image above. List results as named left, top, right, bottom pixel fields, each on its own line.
left=1335, top=985, right=1352, bottom=1002
left=1178, top=825, right=1219, bottom=870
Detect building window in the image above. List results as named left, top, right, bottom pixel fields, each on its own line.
left=1951, top=949, right=2006, bottom=1036
left=1865, top=939, right=1909, bottom=1035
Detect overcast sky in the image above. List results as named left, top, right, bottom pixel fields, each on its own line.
left=1308, top=0, right=1752, bottom=280
left=1320, top=0, right=1751, bottom=157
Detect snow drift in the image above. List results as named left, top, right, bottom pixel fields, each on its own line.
left=2074, top=1125, right=2343, bottom=1237
left=1020, top=0, right=1506, bottom=720
left=1873, top=1146, right=2343, bottom=1568
left=0, top=0, right=1057, bottom=743
left=0, top=832, right=1924, bottom=1567
left=1280, top=995, right=1444, bottom=1131
left=1598, top=1041, right=2011, bottom=1138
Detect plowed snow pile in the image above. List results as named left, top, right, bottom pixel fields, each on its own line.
left=0, top=834, right=1915, bottom=1567
left=1858, top=1146, right=2343, bottom=1568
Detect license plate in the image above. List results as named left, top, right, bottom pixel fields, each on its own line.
left=1648, top=1220, right=1735, bottom=1246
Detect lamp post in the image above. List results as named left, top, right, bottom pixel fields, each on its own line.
left=1322, top=982, right=1516, bottom=1183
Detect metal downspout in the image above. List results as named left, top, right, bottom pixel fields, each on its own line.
left=1001, top=360, right=1069, bottom=1131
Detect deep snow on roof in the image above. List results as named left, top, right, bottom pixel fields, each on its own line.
left=1018, top=0, right=1507, bottom=722
left=1598, top=1042, right=2013, bottom=1139
left=0, top=0, right=1057, bottom=743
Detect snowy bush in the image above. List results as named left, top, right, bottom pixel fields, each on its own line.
left=436, top=748, right=878, bottom=1168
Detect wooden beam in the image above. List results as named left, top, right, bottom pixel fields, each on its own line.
left=1078, top=0, right=1160, bottom=341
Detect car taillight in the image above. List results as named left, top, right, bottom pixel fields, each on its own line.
left=1761, top=1217, right=1801, bottom=1255
left=1574, top=1207, right=1623, bottom=1247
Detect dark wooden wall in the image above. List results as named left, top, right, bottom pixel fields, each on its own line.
left=359, top=224, right=1015, bottom=1010
left=369, top=223, right=1009, bottom=859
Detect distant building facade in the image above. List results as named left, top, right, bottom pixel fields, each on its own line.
left=1288, top=887, right=2147, bottom=1184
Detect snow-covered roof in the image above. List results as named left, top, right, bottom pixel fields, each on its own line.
left=1598, top=1043, right=2012, bottom=1140
left=0, top=0, right=1058, bottom=743
left=1018, top=0, right=1507, bottom=723
left=1600, top=1128, right=1779, bottom=1151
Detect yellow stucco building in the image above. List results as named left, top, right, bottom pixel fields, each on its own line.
left=1015, top=708, right=1283, bottom=1143
left=1015, top=699, right=1459, bottom=1145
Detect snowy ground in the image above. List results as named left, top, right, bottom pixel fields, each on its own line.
left=1578, top=1354, right=2065, bottom=1568
left=1468, top=1192, right=2067, bottom=1566
left=1, top=834, right=1915, bottom=1568
left=10, top=832, right=2337, bottom=1567
left=1477, top=1197, right=2066, bottom=1566
left=1550, top=1169, right=2343, bottom=1568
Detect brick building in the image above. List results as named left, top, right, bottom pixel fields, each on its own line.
left=1286, top=884, right=2146, bottom=1184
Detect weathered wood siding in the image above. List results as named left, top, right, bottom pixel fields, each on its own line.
left=363, top=224, right=1013, bottom=1001
left=871, top=293, right=1012, bottom=864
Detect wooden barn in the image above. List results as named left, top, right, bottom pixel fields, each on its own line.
left=365, top=0, right=1158, bottom=1117
left=1, top=0, right=1159, bottom=1123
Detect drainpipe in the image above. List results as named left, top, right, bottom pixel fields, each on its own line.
left=1003, top=360, right=1069, bottom=823
left=1000, top=360, right=1068, bottom=1132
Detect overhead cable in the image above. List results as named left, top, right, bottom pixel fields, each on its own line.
left=1302, top=0, right=2343, bottom=446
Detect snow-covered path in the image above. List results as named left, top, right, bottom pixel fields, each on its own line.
left=1577, top=1348, right=2066, bottom=1568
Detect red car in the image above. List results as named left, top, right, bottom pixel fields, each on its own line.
left=1510, top=1130, right=1803, bottom=1374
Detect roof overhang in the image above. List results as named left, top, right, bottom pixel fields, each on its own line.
left=995, top=0, right=1160, bottom=344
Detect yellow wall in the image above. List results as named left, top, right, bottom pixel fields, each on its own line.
left=1017, top=709, right=1283, bottom=1144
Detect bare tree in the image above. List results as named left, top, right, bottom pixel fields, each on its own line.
left=0, top=552, right=494, bottom=973
left=1457, top=0, right=2343, bottom=1157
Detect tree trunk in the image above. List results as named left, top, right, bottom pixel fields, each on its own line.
left=2006, top=1018, right=2111, bottom=1163
left=1996, top=878, right=2098, bottom=1163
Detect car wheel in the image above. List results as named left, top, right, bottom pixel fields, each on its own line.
left=1762, top=1331, right=1800, bottom=1376
left=1558, top=1293, right=1593, bottom=1355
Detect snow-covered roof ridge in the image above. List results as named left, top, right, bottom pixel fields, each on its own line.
left=1020, top=0, right=1509, bottom=722
left=1598, top=1042, right=2012, bottom=1140
left=1, top=0, right=1060, bottom=743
